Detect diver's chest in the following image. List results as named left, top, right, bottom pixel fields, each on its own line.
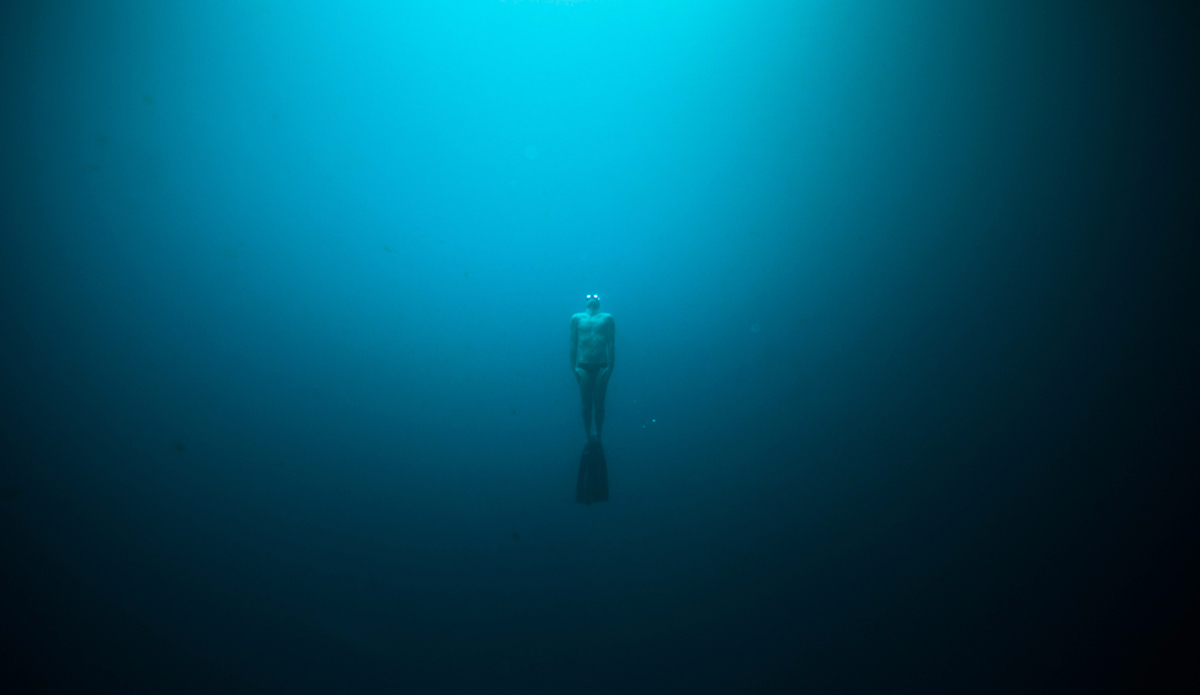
left=578, top=319, right=607, bottom=337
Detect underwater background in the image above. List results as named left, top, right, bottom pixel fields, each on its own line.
left=1, top=1, right=1197, bottom=693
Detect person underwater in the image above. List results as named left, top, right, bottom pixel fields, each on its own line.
left=570, top=294, right=614, bottom=503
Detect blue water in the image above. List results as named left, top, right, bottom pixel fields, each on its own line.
left=2, top=1, right=1197, bottom=693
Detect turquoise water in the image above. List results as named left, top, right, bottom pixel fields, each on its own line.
left=2, top=1, right=1197, bottom=693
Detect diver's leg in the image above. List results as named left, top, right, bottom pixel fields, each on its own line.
left=576, top=368, right=595, bottom=441
left=593, top=367, right=611, bottom=443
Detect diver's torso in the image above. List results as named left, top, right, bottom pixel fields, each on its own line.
left=575, top=313, right=611, bottom=364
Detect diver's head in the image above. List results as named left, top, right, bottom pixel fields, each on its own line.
left=585, top=294, right=601, bottom=312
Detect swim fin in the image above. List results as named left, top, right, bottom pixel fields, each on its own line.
left=576, top=441, right=609, bottom=505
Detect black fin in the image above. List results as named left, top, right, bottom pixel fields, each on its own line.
left=576, top=442, right=609, bottom=504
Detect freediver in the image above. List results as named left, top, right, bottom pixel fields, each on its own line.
left=570, top=294, right=615, bottom=445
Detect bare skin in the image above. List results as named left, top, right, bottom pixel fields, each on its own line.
left=570, top=295, right=615, bottom=444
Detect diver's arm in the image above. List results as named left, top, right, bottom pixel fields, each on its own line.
left=607, top=317, right=615, bottom=369
left=569, top=315, right=579, bottom=369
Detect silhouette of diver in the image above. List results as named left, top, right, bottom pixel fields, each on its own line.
left=570, top=294, right=614, bottom=503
